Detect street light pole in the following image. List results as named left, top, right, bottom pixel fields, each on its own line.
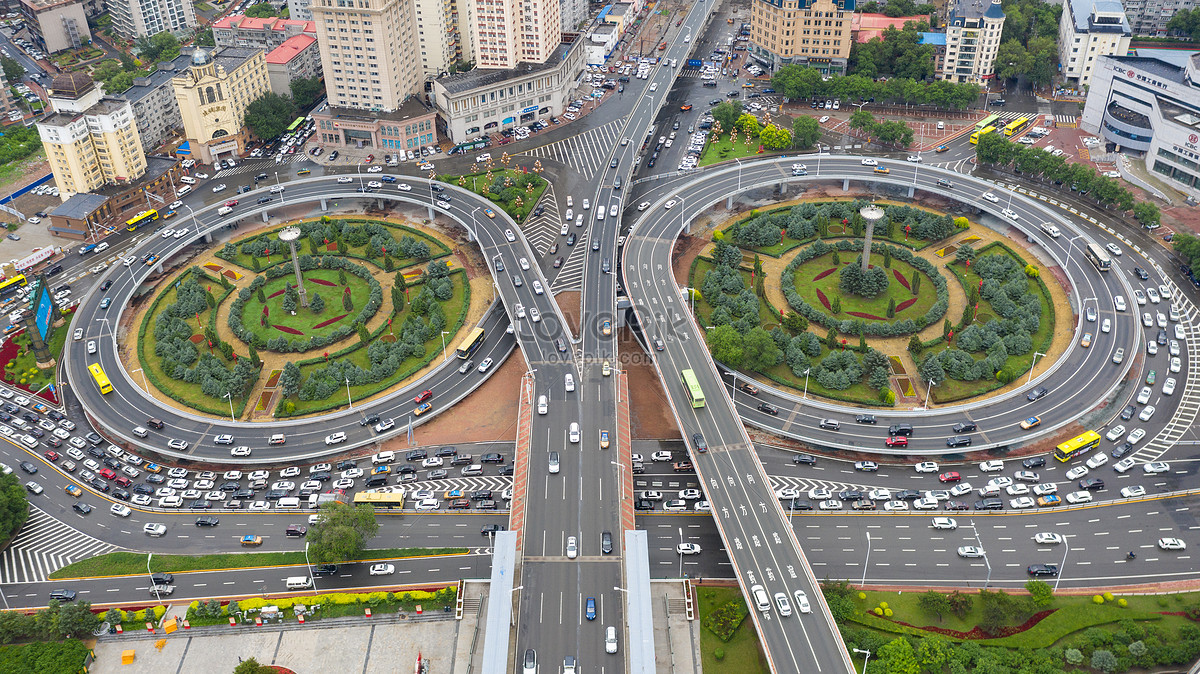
left=1055, top=536, right=1070, bottom=591
left=861, top=531, right=872, bottom=586
left=305, top=542, right=318, bottom=596
left=441, top=330, right=450, bottom=361
left=1027, top=351, right=1047, bottom=384
left=969, top=520, right=992, bottom=588
left=510, top=585, right=524, bottom=626
left=852, top=648, right=871, bottom=673
left=345, top=377, right=352, bottom=409
left=679, top=526, right=684, bottom=578
left=131, top=367, right=149, bottom=392
left=148, top=552, right=162, bottom=606
left=801, top=368, right=811, bottom=399
left=223, top=391, right=234, bottom=422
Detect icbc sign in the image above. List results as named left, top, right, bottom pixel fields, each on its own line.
left=1190, top=134, right=1199, bottom=144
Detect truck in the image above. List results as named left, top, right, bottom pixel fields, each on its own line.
left=217, top=206, right=234, bottom=216
left=309, top=490, right=350, bottom=509
left=78, top=244, right=96, bottom=255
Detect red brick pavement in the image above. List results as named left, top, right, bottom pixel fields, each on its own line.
left=508, top=374, right=535, bottom=555
left=616, top=371, right=634, bottom=535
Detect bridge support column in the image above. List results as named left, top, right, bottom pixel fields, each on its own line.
left=320, top=198, right=328, bottom=211
left=151, top=262, right=163, bottom=275
left=907, top=185, right=915, bottom=199
left=682, top=218, right=691, bottom=235
left=262, top=210, right=270, bottom=223
left=726, top=195, right=734, bottom=209
left=427, top=205, right=435, bottom=220
left=377, top=198, right=385, bottom=210
left=465, top=227, right=475, bottom=243
left=779, top=181, right=787, bottom=196
left=843, top=178, right=850, bottom=191
left=203, top=232, right=213, bottom=244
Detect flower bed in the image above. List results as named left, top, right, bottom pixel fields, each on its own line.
left=310, top=278, right=338, bottom=286
left=815, top=289, right=832, bottom=310
left=893, top=268, right=911, bottom=289
left=312, top=313, right=350, bottom=329
left=274, top=325, right=305, bottom=335
left=846, top=311, right=888, bottom=320
left=813, top=268, right=837, bottom=282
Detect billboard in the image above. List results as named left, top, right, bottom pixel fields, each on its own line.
left=15, top=247, right=58, bottom=272
left=33, top=284, right=51, bottom=342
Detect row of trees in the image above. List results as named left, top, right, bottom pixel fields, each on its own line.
left=770, top=66, right=984, bottom=110
left=976, top=133, right=1137, bottom=211
left=849, top=109, right=916, bottom=147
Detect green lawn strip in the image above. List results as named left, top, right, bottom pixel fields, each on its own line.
left=932, top=242, right=1055, bottom=403
left=792, top=251, right=934, bottom=322
left=137, top=280, right=252, bottom=417
left=239, top=269, right=373, bottom=342
left=217, top=219, right=450, bottom=272
left=700, top=132, right=767, bottom=167
left=49, top=547, right=469, bottom=579
left=280, top=269, right=469, bottom=416
left=697, top=586, right=769, bottom=674
left=437, top=169, right=548, bottom=223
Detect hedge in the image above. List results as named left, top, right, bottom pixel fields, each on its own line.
left=756, top=367, right=894, bottom=408
left=215, top=219, right=451, bottom=272
left=0, top=640, right=89, bottom=673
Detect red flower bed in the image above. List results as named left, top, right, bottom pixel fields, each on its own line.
left=273, top=325, right=305, bottom=336
left=189, top=334, right=204, bottom=344
left=893, top=269, right=911, bottom=290
left=813, top=268, right=837, bottom=282
left=0, top=331, right=59, bottom=404
left=267, top=289, right=285, bottom=299
left=815, top=289, right=832, bottom=310
left=846, top=311, right=887, bottom=320
left=896, top=298, right=918, bottom=312
left=312, top=313, right=350, bottom=329
left=883, top=609, right=1055, bottom=640
left=309, top=279, right=338, bottom=287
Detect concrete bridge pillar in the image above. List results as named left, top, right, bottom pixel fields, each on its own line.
left=320, top=198, right=328, bottom=211
left=427, top=205, right=436, bottom=221
left=202, top=232, right=213, bottom=244
left=907, top=185, right=915, bottom=199
left=465, top=227, right=475, bottom=243
left=726, top=195, right=734, bottom=209
left=262, top=211, right=270, bottom=223
left=843, top=178, right=850, bottom=191
left=779, top=182, right=787, bottom=196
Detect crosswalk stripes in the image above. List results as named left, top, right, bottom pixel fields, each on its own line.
left=0, top=507, right=117, bottom=583
left=207, top=155, right=316, bottom=180
left=520, top=186, right=563, bottom=257
left=1054, top=115, right=1078, bottom=126
left=1133, top=283, right=1200, bottom=463
left=520, top=118, right=627, bottom=181
left=550, top=230, right=590, bottom=291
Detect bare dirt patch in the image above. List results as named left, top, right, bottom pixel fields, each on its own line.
left=555, top=291, right=581, bottom=336
left=621, top=329, right=682, bottom=439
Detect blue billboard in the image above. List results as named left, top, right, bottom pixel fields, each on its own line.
left=34, top=285, right=51, bottom=341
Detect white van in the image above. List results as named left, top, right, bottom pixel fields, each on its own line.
left=537, top=395, right=548, bottom=415
left=177, top=186, right=192, bottom=196
left=179, top=176, right=196, bottom=185
left=105, top=444, right=124, bottom=458
left=132, top=426, right=149, bottom=438
left=276, top=497, right=301, bottom=509
left=95, top=242, right=109, bottom=253
left=286, top=576, right=313, bottom=590
left=751, top=585, right=771, bottom=612
left=217, top=206, right=233, bottom=216
left=372, top=451, right=395, bottom=465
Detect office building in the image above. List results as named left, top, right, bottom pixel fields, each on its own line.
left=18, top=0, right=89, bottom=54
left=469, top=0, right=561, bottom=69
left=412, top=0, right=472, bottom=79
left=107, top=0, right=197, bottom=40
left=1059, top=0, right=1131, bottom=89
left=1082, top=51, right=1200, bottom=201
left=36, top=72, right=147, bottom=201
left=310, top=0, right=420, bottom=111
left=114, top=53, right=193, bottom=153
left=748, top=0, right=856, bottom=75
left=938, top=0, right=1006, bottom=84
left=172, top=47, right=270, bottom=164
left=432, top=40, right=582, bottom=143
left=266, top=34, right=322, bottom=97
left=212, top=14, right=316, bottom=51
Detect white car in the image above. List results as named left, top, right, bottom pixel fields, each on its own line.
left=678, top=489, right=703, bottom=500
left=676, top=543, right=702, bottom=555
left=415, top=498, right=439, bottom=511
left=1128, top=428, right=1146, bottom=444
left=775, top=488, right=801, bottom=500
left=1143, top=461, right=1170, bottom=474
left=860, top=158, right=878, bottom=166
left=1033, top=483, right=1059, bottom=497
left=931, top=517, right=957, bottom=530
left=1065, top=491, right=1092, bottom=504
left=566, top=536, right=578, bottom=559
left=1005, top=483, right=1029, bottom=496
left=369, top=563, right=394, bottom=575
left=212, top=183, right=227, bottom=192
left=807, top=488, right=831, bottom=501
left=1138, top=405, right=1156, bottom=422
left=949, top=483, right=973, bottom=497
left=337, top=176, right=353, bottom=183
left=144, top=523, right=167, bottom=536
left=110, top=503, right=131, bottom=517
left=915, top=461, right=938, bottom=473
left=1137, top=386, right=1152, bottom=404
left=1034, top=533, right=1063, bottom=545
left=957, top=546, right=984, bottom=558
left=979, top=460, right=1003, bottom=472
left=913, top=497, right=939, bottom=510
left=1114, top=296, right=1126, bottom=312
left=868, top=489, right=891, bottom=501
left=793, top=590, right=811, bottom=614
left=87, top=340, right=96, bottom=355
left=1120, top=485, right=1146, bottom=497
left=1002, top=208, right=1019, bottom=220
left=231, top=446, right=251, bottom=457
left=1086, top=454, right=1109, bottom=469
left=982, top=192, right=1000, bottom=203
left=325, top=432, right=346, bottom=445
left=883, top=500, right=908, bottom=511
left=986, top=476, right=1013, bottom=489
left=1175, top=324, right=1186, bottom=340
left=1113, top=458, right=1137, bottom=473
left=1159, top=537, right=1186, bottom=551
left=1105, top=242, right=1122, bottom=256
left=1065, top=466, right=1088, bottom=480
left=1147, top=287, right=1161, bottom=304
left=421, top=457, right=443, bottom=468
left=818, top=500, right=843, bottom=510
left=1101, top=318, right=1110, bottom=334
left=1134, top=290, right=1146, bottom=305
left=1010, top=497, right=1036, bottom=509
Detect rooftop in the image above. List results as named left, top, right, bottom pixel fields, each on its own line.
left=1069, top=0, right=1131, bottom=35
left=1110, top=54, right=1187, bottom=83
left=50, top=192, right=109, bottom=220
left=91, top=156, right=175, bottom=198
left=212, top=15, right=315, bottom=33
left=19, top=0, right=80, bottom=11
left=116, top=54, right=193, bottom=102
left=436, top=43, right=573, bottom=95
left=946, top=0, right=1004, bottom=24
left=851, top=13, right=929, bottom=42
left=920, top=31, right=947, bottom=46
left=265, top=34, right=316, bottom=64
left=179, top=46, right=262, bottom=76
left=315, top=96, right=435, bottom=123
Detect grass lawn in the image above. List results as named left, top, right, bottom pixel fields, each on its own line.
left=219, top=219, right=449, bottom=272
left=240, top=269, right=374, bottom=343
left=792, top=251, right=936, bottom=323
left=286, top=271, right=468, bottom=415
left=0, top=149, right=45, bottom=199
left=439, top=169, right=547, bottom=223
left=1, top=319, right=67, bottom=393
left=700, top=132, right=768, bottom=167
left=49, top=547, right=469, bottom=579
left=698, top=586, right=769, bottom=674
left=931, top=243, right=1055, bottom=403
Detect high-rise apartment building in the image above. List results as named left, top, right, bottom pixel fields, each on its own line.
left=19, top=0, right=89, bottom=53
left=1122, top=0, right=1198, bottom=36
left=288, top=0, right=313, bottom=20
left=939, top=0, right=1006, bottom=84
left=748, top=0, right=856, bottom=75
left=310, top=0, right=420, bottom=111
left=469, top=0, right=561, bottom=69
left=561, top=0, right=587, bottom=30
left=412, top=0, right=472, bottom=78
left=1059, top=0, right=1131, bottom=89
left=36, top=73, right=147, bottom=201
left=107, top=0, right=196, bottom=39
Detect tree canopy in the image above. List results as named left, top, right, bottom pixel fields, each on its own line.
left=1, top=56, right=24, bottom=85
left=791, top=116, right=821, bottom=149
left=975, top=132, right=1135, bottom=210
left=1168, top=8, right=1200, bottom=40
left=243, top=2, right=280, bottom=17
left=290, top=76, right=324, bottom=109
left=0, top=473, right=28, bottom=545
left=244, top=92, right=299, bottom=140
left=771, top=66, right=982, bottom=110
left=306, top=502, right=380, bottom=563
left=135, top=31, right=181, bottom=64
left=849, top=23, right=936, bottom=81
left=711, top=100, right=743, bottom=132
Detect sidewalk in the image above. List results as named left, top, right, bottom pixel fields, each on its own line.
left=651, top=580, right=700, bottom=674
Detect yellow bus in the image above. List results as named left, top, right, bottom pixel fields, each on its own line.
left=970, top=126, right=997, bottom=145
left=0, top=274, right=27, bottom=297
left=1054, top=431, right=1101, bottom=462
left=88, top=363, right=113, bottom=395
left=455, top=327, right=485, bottom=359
left=125, top=209, right=159, bottom=232
left=353, top=491, right=406, bottom=508
left=681, top=369, right=705, bottom=408
left=1003, top=116, right=1030, bottom=136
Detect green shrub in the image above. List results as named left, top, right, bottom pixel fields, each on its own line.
left=702, top=598, right=750, bottom=642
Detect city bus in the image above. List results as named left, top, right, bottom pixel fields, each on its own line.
left=1054, top=430, right=1101, bottom=462
left=1003, top=116, right=1030, bottom=136
left=88, top=363, right=113, bottom=395
left=681, top=369, right=705, bottom=408
left=975, top=113, right=1001, bottom=132
left=970, top=126, right=997, bottom=145
left=286, top=117, right=305, bottom=132
left=125, top=209, right=159, bottom=232
left=455, top=327, right=486, bottom=359
left=353, top=491, right=406, bottom=508
left=0, top=274, right=27, bottom=297
left=1084, top=243, right=1112, bottom=271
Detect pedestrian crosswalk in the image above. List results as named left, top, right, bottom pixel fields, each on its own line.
left=520, top=118, right=628, bottom=181
left=0, top=507, right=117, bottom=583
left=208, top=155, right=317, bottom=180
left=551, top=230, right=590, bottom=292
left=1134, top=282, right=1200, bottom=463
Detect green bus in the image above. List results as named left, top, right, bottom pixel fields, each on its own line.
left=286, top=117, right=305, bottom=132
left=681, top=369, right=705, bottom=408
left=975, top=113, right=1001, bottom=132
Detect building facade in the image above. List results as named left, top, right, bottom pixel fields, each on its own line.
left=107, top=0, right=196, bottom=40
left=19, top=0, right=89, bottom=54
left=287, top=0, right=312, bottom=20
left=412, top=0, right=472, bottom=79
left=36, top=73, right=147, bottom=201
left=172, top=47, right=270, bottom=164
left=469, top=0, right=561, bottom=69
left=1122, top=0, right=1199, bottom=36
left=212, top=15, right=316, bottom=50
left=938, top=0, right=1005, bottom=84
left=311, top=97, right=437, bottom=152
left=1059, top=0, right=1131, bottom=89
left=114, top=53, right=193, bottom=153
left=560, top=0, right=587, bottom=30
left=1082, top=52, right=1200, bottom=201
left=266, top=34, right=322, bottom=97
left=748, top=0, right=856, bottom=75
left=432, top=40, right=581, bottom=143
left=310, top=0, right=421, bottom=111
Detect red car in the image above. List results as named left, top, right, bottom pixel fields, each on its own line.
left=43, top=450, right=59, bottom=462
left=672, top=461, right=693, bottom=472
left=365, top=154, right=374, bottom=163
left=884, top=436, right=908, bottom=447
left=414, top=390, right=433, bottom=404
left=98, top=467, right=117, bottom=480
left=223, top=199, right=239, bottom=207
left=938, top=471, right=961, bottom=483
left=114, top=476, right=132, bottom=488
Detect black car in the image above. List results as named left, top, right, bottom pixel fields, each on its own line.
left=22, top=412, right=38, bottom=423
left=190, top=500, right=212, bottom=509
left=337, top=459, right=359, bottom=470
left=89, top=478, right=109, bottom=493
left=691, top=433, right=708, bottom=453
left=406, top=449, right=428, bottom=461
left=72, top=503, right=92, bottom=515
left=601, top=530, right=613, bottom=554
left=257, top=196, right=272, bottom=204
left=974, top=498, right=1004, bottom=510
left=195, top=516, right=219, bottom=527
left=312, top=564, right=338, bottom=577
left=48, top=589, right=77, bottom=602
left=112, top=489, right=130, bottom=501
left=436, top=446, right=457, bottom=457
left=151, top=572, right=175, bottom=585
left=946, top=436, right=972, bottom=448
left=481, top=524, right=506, bottom=535
left=396, top=465, right=417, bottom=475
left=219, top=481, right=240, bottom=492
left=235, top=489, right=256, bottom=499
left=1079, top=478, right=1105, bottom=491
left=146, top=473, right=165, bottom=484
left=896, top=489, right=922, bottom=500
left=945, top=500, right=970, bottom=511
left=87, top=446, right=104, bottom=459
left=48, top=410, right=65, bottom=421
left=1120, top=405, right=1136, bottom=421
left=1111, top=442, right=1134, bottom=459
left=1158, top=329, right=1168, bottom=345
left=1022, top=457, right=1046, bottom=469
left=952, top=422, right=977, bottom=433
left=855, top=415, right=876, bottom=424
left=498, top=465, right=514, bottom=476
left=99, top=280, right=113, bottom=291
left=756, top=402, right=778, bottom=416
left=19, top=461, right=36, bottom=474
left=310, top=471, right=332, bottom=482
left=792, top=453, right=816, bottom=466
left=102, top=457, right=120, bottom=469
left=1027, top=563, right=1058, bottom=577
left=265, top=489, right=288, bottom=500
left=566, top=233, right=577, bottom=246
left=470, top=490, right=493, bottom=501
left=132, top=483, right=153, bottom=495
left=839, top=490, right=863, bottom=501
left=784, top=499, right=813, bottom=511
left=634, top=499, right=654, bottom=510
left=1133, top=267, right=1149, bottom=280
left=481, top=453, right=504, bottom=463
left=358, top=415, right=380, bottom=428
left=1026, top=387, right=1048, bottom=402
